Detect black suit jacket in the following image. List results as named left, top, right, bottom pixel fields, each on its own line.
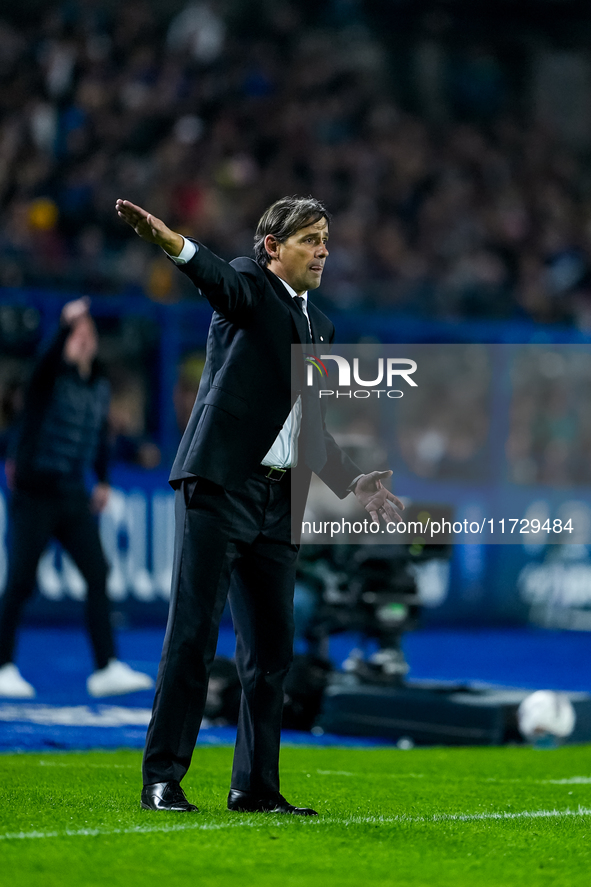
left=169, top=241, right=360, bottom=497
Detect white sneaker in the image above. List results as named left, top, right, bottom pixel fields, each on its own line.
left=87, top=660, right=154, bottom=698
left=0, top=663, right=36, bottom=698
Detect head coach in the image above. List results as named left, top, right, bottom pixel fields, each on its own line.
left=116, top=195, right=403, bottom=815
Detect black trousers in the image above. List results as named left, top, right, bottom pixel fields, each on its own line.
left=0, top=488, right=114, bottom=670
left=142, top=472, right=299, bottom=795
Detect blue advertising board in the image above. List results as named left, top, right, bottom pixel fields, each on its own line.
left=0, top=464, right=174, bottom=625
left=2, top=462, right=591, bottom=629
left=2, top=289, right=591, bottom=629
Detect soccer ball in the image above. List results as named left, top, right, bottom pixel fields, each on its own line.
left=517, top=690, right=576, bottom=740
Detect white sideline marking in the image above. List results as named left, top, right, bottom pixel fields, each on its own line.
left=0, top=821, right=252, bottom=841
left=340, top=807, right=591, bottom=825
left=34, top=765, right=591, bottom=783
left=316, top=770, right=425, bottom=779
left=2, top=807, right=591, bottom=841
left=38, top=761, right=135, bottom=769
left=0, top=704, right=151, bottom=727
left=316, top=770, right=591, bottom=786
left=544, top=777, right=591, bottom=785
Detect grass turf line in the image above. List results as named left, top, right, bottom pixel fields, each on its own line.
left=1, top=745, right=591, bottom=887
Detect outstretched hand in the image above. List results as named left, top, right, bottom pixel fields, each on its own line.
left=353, top=470, right=404, bottom=524
left=115, top=199, right=184, bottom=257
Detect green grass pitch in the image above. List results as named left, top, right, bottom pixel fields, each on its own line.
left=1, top=744, right=590, bottom=887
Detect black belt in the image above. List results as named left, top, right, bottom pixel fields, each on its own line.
left=255, top=464, right=291, bottom=482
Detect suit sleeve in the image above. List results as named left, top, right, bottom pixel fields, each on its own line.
left=172, top=240, right=262, bottom=321
left=27, top=325, right=70, bottom=401
left=9, top=325, right=69, bottom=472
left=317, top=430, right=362, bottom=499
left=314, top=324, right=363, bottom=498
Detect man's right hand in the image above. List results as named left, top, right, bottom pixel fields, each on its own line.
left=116, top=199, right=184, bottom=257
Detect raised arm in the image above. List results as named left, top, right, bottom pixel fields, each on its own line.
left=115, top=199, right=259, bottom=318
left=28, top=297, right=91, bottom=396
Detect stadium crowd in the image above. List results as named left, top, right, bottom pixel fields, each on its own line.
left=1, top=1, right=591, bottom=326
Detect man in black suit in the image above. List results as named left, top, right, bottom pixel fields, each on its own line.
left=116, top=195, right=402, bottom=815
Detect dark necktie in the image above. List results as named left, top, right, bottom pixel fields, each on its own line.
left=293, top=296, right=312, bottom=344
left=293, top=298, right=326, bottom=474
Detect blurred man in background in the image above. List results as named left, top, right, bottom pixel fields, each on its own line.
left=0, top=297, right=153, bottom=699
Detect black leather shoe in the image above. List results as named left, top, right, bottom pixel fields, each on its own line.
left=141, top=781, right=198, bottom=812
left=227, top=789, right=318, bottom=816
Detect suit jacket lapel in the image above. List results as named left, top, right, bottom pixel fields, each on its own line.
left=264, top=268, right=310, bottom=345
left=307, top=301, right=332, bottom=348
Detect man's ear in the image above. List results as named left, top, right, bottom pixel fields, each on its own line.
left=264, top=234, right=280, bottom=261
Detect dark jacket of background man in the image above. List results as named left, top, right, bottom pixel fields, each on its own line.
left=10, top=325, right=110, bottom=495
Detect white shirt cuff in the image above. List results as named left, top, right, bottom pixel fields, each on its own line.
left=348, top=474, right=365, bottom=493
left=165, top=237, right=197, bottom=264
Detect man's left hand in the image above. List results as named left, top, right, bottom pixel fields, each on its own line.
left=353, top=470, right=404, bottom=524
left=91, top=483, right=110, bottom=513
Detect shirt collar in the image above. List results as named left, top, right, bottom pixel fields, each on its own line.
left=275, top=275, right=308, bottom=304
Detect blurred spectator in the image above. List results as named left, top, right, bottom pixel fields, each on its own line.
left=108, top=368, right=161, bottom=469
left=166, top=2, right=226, bottom=64
left=173, top=351, right=205, bottom=433
left=507, top=348, right=591, bottom=487
left=1, top=2, right=591, bottom=325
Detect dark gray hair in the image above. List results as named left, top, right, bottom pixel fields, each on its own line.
left=254, top=196, right=331, bottom=267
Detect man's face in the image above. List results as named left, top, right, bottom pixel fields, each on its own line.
left=266, top=217, right=329, bottom=294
